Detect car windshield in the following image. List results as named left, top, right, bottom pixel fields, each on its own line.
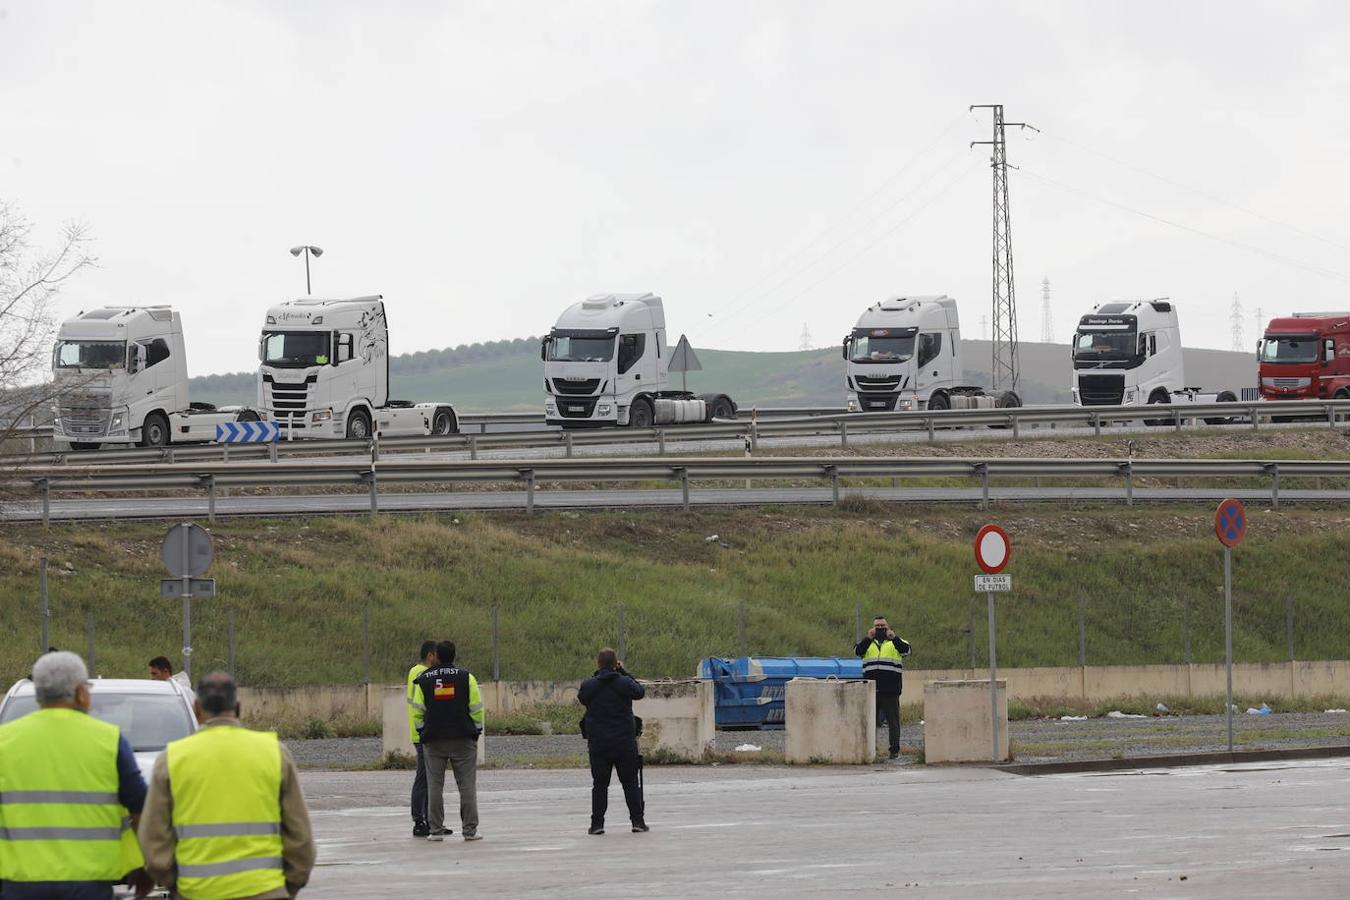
left=1260, top=336, right=1319, bottom=364
left=262, top=331, right=330, bottom=368
left=851, top=336, right=915, bottom=363
left=548, top=335, right=614, bottom=362
left=54, top=340, right=127, bottom=370
left=1, top=691, right=194, bottom=752
left=1074, top=331, right=1137, bottom=358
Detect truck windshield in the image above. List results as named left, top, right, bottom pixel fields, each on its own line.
left=262, top=331, right=330, bottom=368
left=850, top=336, right=915, bottom=363
left=54, top=340, right=126, bottom=370
left=547, top=335, right=614, bottom=362
left=1259, top=335, right=1319, bottom=364
left=1074, top=331, right=1137, bottom=359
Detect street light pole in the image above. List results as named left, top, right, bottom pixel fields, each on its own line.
left=289, top=245, right=324, bottom=295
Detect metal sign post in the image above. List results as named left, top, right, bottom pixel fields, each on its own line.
left=1215, top=499, right=1246, bottom=753
left=974, top=524, right=1012, bottom=762
left=161, top=523, right=215, bottom=681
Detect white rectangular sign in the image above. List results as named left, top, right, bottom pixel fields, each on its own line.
left=975, top=574, right=1011, bottom=592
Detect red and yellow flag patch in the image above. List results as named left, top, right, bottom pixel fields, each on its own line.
left=434, top=684, right=456, bottom=700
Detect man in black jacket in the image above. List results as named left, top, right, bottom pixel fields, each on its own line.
left=854, top=614, right=913, bottom=760
left=412, top=641, right=485, bottom=842
left=578, top=648, right=647, bottom=835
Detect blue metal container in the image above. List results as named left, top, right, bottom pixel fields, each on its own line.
left=698, top=656, right=864, bottom=730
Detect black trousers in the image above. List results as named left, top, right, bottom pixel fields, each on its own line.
left=411, top=742, right=428, bottom=824
left=876, top=693, right=901, bottom=754
left=589, top=739, right=644, bottom=826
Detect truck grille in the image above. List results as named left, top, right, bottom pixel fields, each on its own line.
left=854, top=374, right=903, bottom=392
left=58, top=392, right=112, bottom=436
left=263, top=374, right=317, bottom=415
left=1262, top=376, right=1310, bottom=390
left=1077, top=373, right=1126, bottom=406
left=551, top=378, right=601, bottom=396
left=859, top=394, right=899, bottom=411
left=557, top=397, right=598, bottom=418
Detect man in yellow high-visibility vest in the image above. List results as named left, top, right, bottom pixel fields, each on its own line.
left=138, top=672, right=316, bottom=899
left=855, top=614, right=912, bottom=760
left=0, top=651, right=151, bottom=900
left=406, top=640, right=438, bottom=837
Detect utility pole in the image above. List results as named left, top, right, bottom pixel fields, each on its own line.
left=798, top=322, right=813, bottom=351
left=1230, top=293, right=1245, bottom=351
left=1253, top=306, right=1264, bottom=342
left=1040, top=276, right=1054, bottom=343
left=971, top=105, right=1037, bottom=394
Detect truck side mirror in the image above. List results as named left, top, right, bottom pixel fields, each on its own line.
left=128, top=344, right=145, bottom=374
left=540, top=337, right=550, bottom=361
left=841, top=337, right=850, bottom=360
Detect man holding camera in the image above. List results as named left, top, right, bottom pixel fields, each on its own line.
left=854, top=614, right=912, bottom=760
left=578, top=648, right=647, bottom=836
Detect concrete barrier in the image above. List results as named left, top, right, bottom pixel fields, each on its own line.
left=635, top=681, right=714, bottom=761
left=924, top=679, right=1008, bottom=763
left=382, top=686, right=486, bottom=765
left=784, top=678, right=875, bottom=764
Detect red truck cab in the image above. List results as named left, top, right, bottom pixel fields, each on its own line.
left=1258, top=313, right=1350, bottom=400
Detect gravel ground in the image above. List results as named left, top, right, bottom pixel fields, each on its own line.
left=283, top=711, right=1350, bottom=770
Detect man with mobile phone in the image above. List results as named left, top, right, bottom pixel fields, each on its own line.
left=855, top=614, right=912, bottom=760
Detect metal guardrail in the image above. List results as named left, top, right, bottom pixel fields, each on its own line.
left=9, top=451, right=1348, bottom=524
left=7, top=399, right=1348, bottom=469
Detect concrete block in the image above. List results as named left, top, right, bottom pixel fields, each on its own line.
left=924, top=679, right=1008, bottom=763
left=382, top=686, right=485, bottom=764
left=635, top=681, right=714, bottom=761
left=784, top=678, right=875, bottom=764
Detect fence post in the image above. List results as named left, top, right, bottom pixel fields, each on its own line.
left=1077, top=596, right=1087, bottom=667
left=738, top=600, right=747, bottom=658
left=85, top=612, right=96, bottom=677
left=1286, top=595, right=1295, bottom=662
left=854, top=602, right=862, bottom=646
left=491, top=606, right=500, bottom=682
left=227, top=609, right=235, bottom=676
left=968, top=594, right=976, bottom=669
left=1270, top=463, right=1280, bottom=509
left=1183, top=595, right=1191, bottom=665
left=618, top=604, right=627, bottom=662
left=206, top=475, right=216, bottom=524
left=362, top=606, right=371, bottom=685
left=39, top=557, right=50, bottom=653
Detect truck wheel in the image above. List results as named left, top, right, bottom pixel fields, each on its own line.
left=1203, top=391, right=1237, bottom=425
left=986, top=391, right=1021, bottom=429
left=346, top=409, right=372, bottom=440
left=709, top=397, right=735, bottom=420
left=432, top=409, right=457, bottom=436
left=138, top=412, right=170, bottom=448
left=928, top=392, right=950, bottom=411
left=235, top=409, right=260, bottom=423
left=69, top=442, right=101, bottom=452
left=628, top=399, right=654, bottom=428
left=1144, top=390, right=1171, bottom=427
left=1335, top=388, right=1350, bottom=400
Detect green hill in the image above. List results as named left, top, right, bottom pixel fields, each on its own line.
left=190, top=338, right=1258, bottom=412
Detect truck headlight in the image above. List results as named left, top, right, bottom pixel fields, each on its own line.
left=1124, top=389, right=1138, bottom=403
left=545, top=401, right=557, bottom=413
left=109, top=412, right=125, bottom=432
left=847, top=399, right=857, bottom=412
left=311, top=410, right=332, bottom=423
left=899, top=399, right=913, bottom=411
left=597, top=404, right=612, bottom=415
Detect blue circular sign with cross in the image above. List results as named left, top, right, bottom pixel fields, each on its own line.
left=1214, top=498, right=1246, bottom=547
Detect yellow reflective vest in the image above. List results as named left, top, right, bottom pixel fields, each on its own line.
left=406, top=663, right=428, bottom=744
left=0, top=707, right=139, bottom=883
left=861, top=638, right=905, bottom=673
left=165, top=724, right=284, bottom=900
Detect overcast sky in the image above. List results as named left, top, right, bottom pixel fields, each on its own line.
left=3, top=1, right=1349, bottom=377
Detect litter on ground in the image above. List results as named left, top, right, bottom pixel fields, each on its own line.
left=1106, top=710, right=1147, bottom=719
left=734, top=743, right=761, bottom=752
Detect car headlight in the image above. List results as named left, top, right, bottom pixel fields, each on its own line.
left=597, top=404, right=612, bottom=415
left=311, top=410, right=332, bottom=422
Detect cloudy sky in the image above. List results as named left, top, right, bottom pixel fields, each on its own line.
left=3, top=1, right=1348, bottom=377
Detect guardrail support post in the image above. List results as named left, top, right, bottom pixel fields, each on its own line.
left=269, top=440, right=278, bottom=463
left=1173, top=409, right=1182, bottom=433
left=370, top=436, right=380, bottom=463
left=39, top=479, right=50, bottom=527
left=367, top=470, right=378, bottom=514
left=657, top=429, right=666, bottom=456
left=205, top=475, right=216, bottom=524
left=750, top=422, right=759, bottom=452
left=1012, top=415, right=1020, bottom=440
left=926, top=417, right=935, bottom=443
left=525, top=469, right=536, bottom=514
left=839, top=421, right=848, bottom=448
left=1269, top=463, right=1280, bottom=509
left=469, top=434, right=478, bottom=460
left=165, top=446, right=175, bottom=464
left=679, top=468, right=690, bottom=511
left=1251, top=408, right=1261, bottom=431
left=1092, top=412, right=1101, bottom=437
left=979, top=463, right=989, bottom=510
left=1124, top=461, right=1134, bottom=506
left=565, top=431, right=574, bottom=458
left=221, top=444, right=227, bottom=463
left=828, top=466, right=839, bottom=505
left=1330, top=404, right=1337, bottom=429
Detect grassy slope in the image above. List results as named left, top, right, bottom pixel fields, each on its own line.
left=188, top=340, right=1258, bottom=410
left=2, top=505, right=1347, bottom=689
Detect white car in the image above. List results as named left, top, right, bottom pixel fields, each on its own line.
left=0, top=676, right=198, bottom=782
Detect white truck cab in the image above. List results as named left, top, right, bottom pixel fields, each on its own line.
left=541, top=293, right=736, bottom=428
left=1071, top=299, right=1237, bottom=415
left=844, top=295, right=1017, bottom=412
left=258, top=296, right=458, bottom=439
left=52, top=306, right=253, bottom=449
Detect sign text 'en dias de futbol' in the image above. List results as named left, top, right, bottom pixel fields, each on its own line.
left=974, top=524, right=1012, bottom=761
left=1215, top=498, right=1246, bottom=752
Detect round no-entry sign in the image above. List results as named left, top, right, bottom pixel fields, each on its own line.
left=974, top=524, right=1011, bottom=574
left=1215, top=498, right=1246, bottom=547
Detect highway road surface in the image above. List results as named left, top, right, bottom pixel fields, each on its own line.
left=7, top=485, right=1345, bottom=522
left=301, top=758, right=1350, bottom=898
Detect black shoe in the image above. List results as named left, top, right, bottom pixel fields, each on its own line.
left=412, top=822, right=430, bottom=838
left=588, top=825, right=605, bottom=835
left=889, top=750, right=900, bottom=760
left=631, top=821, right=650, bottom=833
